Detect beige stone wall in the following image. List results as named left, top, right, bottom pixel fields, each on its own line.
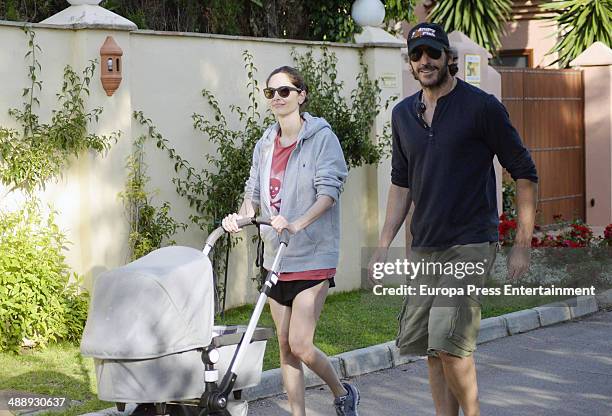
left=500, top=19, right=559, bottom=68
left=583, top=65, right=612, bottom=228
left=571, top=44, right=612, bottom=229
left=0, top=21, right=403, bottom=308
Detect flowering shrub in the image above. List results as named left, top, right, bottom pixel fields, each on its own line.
left=498, top=213, right=517, bottom=246
left=497, top=213, right=611, bottom=293
left=604, top=224, right=612, bottom=247
left=499, top=213, right=609, bottom=248
left=532, top=220, right=594, bottom=248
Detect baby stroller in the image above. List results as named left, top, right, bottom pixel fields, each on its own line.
left=80, top=217, right=289, bottom=416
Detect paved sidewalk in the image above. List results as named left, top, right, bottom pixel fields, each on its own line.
left=248, top=311, right=612, bottom=416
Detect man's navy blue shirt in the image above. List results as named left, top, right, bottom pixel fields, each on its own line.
left=391, top=78, right=538, bottom=248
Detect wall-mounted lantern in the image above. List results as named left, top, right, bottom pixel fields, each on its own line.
left=100, top=36, right=123, bottom=96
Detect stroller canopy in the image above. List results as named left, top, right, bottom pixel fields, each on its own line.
left=80, top=246, right=214, bottom=360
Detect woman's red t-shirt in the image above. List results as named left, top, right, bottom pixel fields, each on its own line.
left=270, top=133, right=335, bottom=282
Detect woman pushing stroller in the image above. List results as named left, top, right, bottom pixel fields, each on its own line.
left=222, top=66, right=359, bottom=416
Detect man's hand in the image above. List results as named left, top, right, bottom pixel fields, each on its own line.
left=270, top=215, right=299, bottom=235
left=508, top=179, right=537, bottom=281
left=367, top=185, right=412, bottom=287
left=367, top=247, right=389, bottom=287
left=507, top=245, right=531, bottom=281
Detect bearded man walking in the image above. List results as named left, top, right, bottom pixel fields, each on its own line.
left=370, top=23, right=538, bottom=416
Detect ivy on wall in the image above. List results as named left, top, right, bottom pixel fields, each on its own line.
left=0, top=27, right=119, bottom=195
left=119, top=134, right=187, bottom=261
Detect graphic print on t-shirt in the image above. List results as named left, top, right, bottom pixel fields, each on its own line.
left=269, top=177, right=281, bottom=211
left=270, top=133, right=296, bottom=214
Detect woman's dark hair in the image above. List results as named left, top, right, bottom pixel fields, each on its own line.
left=266, top=66, right=309, bottom=109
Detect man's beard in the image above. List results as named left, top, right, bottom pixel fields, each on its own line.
left=411, top=56, right=450, bottom=88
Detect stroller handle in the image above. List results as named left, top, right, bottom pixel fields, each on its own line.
left=203, top=216, right=290, bottom=253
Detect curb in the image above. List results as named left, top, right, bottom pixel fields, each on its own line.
left=80, top=289, right=612, bottom=414
left=242, top=290, right=610, bottom=401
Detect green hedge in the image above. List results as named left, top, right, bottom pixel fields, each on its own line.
left=0, top=199, right=89, bottom=353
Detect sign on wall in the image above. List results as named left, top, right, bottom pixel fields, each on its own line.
left=465, top=54, right=481, bottom=86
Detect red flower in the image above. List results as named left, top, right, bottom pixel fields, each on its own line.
left=604, top=224, right=612, bottom=240
left=571, top=223, right=591, bottom=237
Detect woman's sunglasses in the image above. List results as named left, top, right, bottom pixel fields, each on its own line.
left=263, top=86, right=301, bottom=99
left=409, top=46, right=443, bottom=62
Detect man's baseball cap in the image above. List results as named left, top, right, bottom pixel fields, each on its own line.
left=407, top=23, right=449, bottom=54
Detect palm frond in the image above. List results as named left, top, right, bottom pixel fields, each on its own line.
left=540, top=0, right=612, bottom=68
left=428, top=0, right=513, bottom=54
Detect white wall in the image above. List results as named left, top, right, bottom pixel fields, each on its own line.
left=0, top=21, right=403, bottom=308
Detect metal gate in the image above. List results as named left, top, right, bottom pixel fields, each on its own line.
left=497, top=68, right=585, bottom=225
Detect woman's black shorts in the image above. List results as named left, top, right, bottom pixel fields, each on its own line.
left=268, top=277, right=336, bottom=307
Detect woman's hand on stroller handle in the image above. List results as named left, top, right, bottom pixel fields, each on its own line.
left=270, top=215, right=298, bottom=235
left=217, top=214, right=290, bottom=245
left=210, top=215, right=289, bottom=249
left=221, top=213, right=244, bottom=233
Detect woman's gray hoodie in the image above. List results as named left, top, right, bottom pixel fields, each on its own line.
left=244, top=112, right=348, bottom=272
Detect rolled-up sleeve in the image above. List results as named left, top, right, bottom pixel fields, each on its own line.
left=243, top=140, right=261, bottom=204
left=482, top=95, right=538, bottom=183
left=314, top=131, right=348, bottom=202
left=391, top=113, right=411, bottom=188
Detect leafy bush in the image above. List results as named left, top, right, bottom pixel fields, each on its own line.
left=0, top=200, right=89, bottom=353
left=293, top=47, right=395, bottom=168
left=2, top=1, right=415, bottom=43
left=307, top=0, right=415, bottom=42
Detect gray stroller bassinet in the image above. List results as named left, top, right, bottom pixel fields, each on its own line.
left=80, top=218, right=288, bottom=416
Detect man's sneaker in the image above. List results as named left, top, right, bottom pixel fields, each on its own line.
left=333, top=382, right=360, bottom=415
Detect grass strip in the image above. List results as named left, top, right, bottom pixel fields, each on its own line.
left=0, top=288, right=564, bottom=416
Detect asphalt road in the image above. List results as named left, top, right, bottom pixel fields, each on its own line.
left=248, top=311, right=612, bottom=416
